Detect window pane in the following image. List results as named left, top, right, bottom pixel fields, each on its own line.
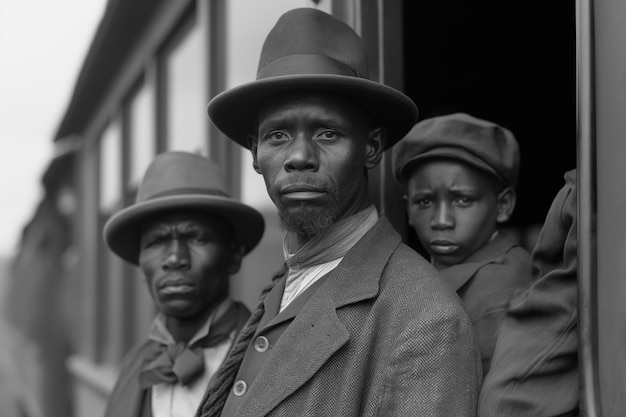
left=129, top=82, right=156, bottom=186
left=99, top=119, right=122, bottom=212
left=165, top=21, right=207, bottom=155
left=227, top=0, right=315, bottom=208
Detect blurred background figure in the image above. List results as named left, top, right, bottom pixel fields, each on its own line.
left=1, top=2, right=107, bottom=414
left=1, top=153, right=76, bottom=417
left=0, top=259, right=38, bottom=417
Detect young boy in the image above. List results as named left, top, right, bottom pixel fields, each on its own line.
left=392, top=112, right=533, bottom=374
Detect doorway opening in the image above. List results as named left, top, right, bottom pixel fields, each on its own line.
left=402, top=0, right=577, bottom=252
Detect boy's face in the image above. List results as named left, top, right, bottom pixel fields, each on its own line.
left=406, top=158, right=511, bottom=270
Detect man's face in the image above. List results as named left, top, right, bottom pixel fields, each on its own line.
left=252, top=91, right=384, bottom=239
left=406, top=159, right=501, bottom=270
left=138, top=211, right=238, bottom=319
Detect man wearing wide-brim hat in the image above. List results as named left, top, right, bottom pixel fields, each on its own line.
left=200, top=8, right=481, bottom=417
left=102, top=151, right=265, bottom=417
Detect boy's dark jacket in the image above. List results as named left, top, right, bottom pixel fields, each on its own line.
left=439, top=231, right=532, bottom=374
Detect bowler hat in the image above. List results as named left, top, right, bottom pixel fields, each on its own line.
left=207, top=8, right=418, bottom=150
left=103, top=151, right=265, bottom=265
left=392, top=113, right=520, bottom=187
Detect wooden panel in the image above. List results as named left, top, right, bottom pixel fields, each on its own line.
left=358, top=0, right=410, bottom=241
left=576, top=0, right=600, bottom=414
left=79, top=145, right=105, bottom=361
left=593, top=0, right=626, bottom=414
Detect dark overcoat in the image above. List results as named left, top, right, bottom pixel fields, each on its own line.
left=478, top=170, right=578, bottom=416
left=222, top=218, right=482, bottom=417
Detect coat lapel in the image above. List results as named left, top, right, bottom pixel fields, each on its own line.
left=236, top=218, right=402, bottom=416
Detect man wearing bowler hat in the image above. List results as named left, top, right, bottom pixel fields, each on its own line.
left=199, top=8, right=481, bottom=417
left=102, top=151, right=264, bottom=417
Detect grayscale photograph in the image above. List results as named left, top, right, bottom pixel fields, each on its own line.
left=0, top=0, right=622, bottom=416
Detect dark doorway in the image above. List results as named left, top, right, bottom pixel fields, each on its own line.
left=402, top=0, right=576, bottom=250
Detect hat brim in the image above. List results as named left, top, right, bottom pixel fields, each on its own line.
left=103, top=195, right=265, bottom=266
left=208, top=74, right=418, bottom=150
left=397, top=147, right=503, bottom=184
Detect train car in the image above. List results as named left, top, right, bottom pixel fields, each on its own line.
left=7, top=0, right=624, bottom=415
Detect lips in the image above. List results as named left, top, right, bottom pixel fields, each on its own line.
left=428, top=239, right=459, bottom=255
left=280, top=183, right=327, bottom=201
left=159, top=275, right=195, bottom=295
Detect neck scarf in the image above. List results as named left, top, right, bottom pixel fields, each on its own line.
left=139, top=300, right=238, bottom=388
left=284, top=205, right=378, bottom=270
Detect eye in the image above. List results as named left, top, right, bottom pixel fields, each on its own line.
left=144, top=236, right=165, bottom=248
left=314, top=129, right=339, bottom=142
left=456, top=196, right=474, bottom=207
left=265, top=130, right=290, bottom=144
left=411, top=197, right=432, bottom=208
left=189, top=236, right=209, bottom=245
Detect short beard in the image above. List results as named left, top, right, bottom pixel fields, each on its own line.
left=277, top=192, right=341, bottom=240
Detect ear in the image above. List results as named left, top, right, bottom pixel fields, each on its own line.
left=496, top=187, right=516, bottom=223
left=364, top=127, right=386, bottom=169
left=248, top=134, right=262, bottom=174
left=227, top=244, right=245, bottom=275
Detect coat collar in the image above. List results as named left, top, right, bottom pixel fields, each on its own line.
left=235, top=217, right=401, bottom=416
left=438, top=231, right=519, bottom=291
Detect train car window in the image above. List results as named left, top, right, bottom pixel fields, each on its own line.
left=162, top=14, right=208, bottom=155
left=128, top=80, right=156, bottom=188
left=99, top=118, right=123, bottom=213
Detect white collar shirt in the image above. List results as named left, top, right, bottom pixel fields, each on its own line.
left=149, top=299, right=235, bottom=417
left=280, top=206, right=379, bottom=312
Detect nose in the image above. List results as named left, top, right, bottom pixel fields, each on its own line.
left=431, top=203, right=454, bottom=230
left=162, top=240, right=190, bottom=271
left=284, top=134, right=318, bottom=172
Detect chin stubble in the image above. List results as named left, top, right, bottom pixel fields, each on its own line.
left=277, top=192, right=341, bottom=239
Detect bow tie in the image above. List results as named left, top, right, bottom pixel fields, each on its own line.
left=139, top=303, right=238, bottom=388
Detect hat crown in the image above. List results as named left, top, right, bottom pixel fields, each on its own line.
left=256, top=8, right=369, bottom=81
left=393, top=113, right=520, bottom=186
left=137, top=151, right=229, bottom=203
left=207, top=8, right=418, bottom=150
left=415, top=113, right=519, bottom=168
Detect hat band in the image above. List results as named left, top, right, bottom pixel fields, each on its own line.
left=141, top=187, right=229, bottom=202
left=257, top=54, right=363, bottom=80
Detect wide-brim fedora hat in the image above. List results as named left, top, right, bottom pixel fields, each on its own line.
left=208, top=7, right=418, bottom=150
left=103, top=151, right=265, bottom=265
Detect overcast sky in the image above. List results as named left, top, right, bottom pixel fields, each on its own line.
left=0, top=0, right=106, bottom=256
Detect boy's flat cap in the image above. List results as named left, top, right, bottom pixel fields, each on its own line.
left=392, top=113, right=520, bottom=187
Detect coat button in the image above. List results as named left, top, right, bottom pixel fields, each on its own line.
left=254, top=336, right=269, bottom=352
left=233, top=380, right=247, bottom=396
